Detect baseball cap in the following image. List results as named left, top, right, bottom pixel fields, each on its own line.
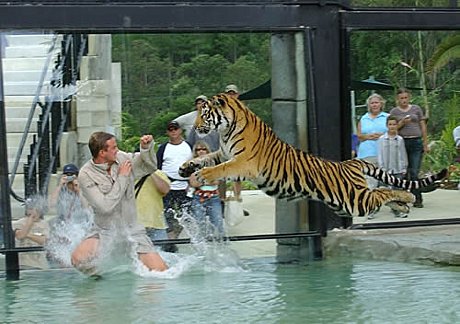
left=63, top=163, right=79, bottom=175
left=167, top=120, right=180, bottom=130
left=195, top=95, right=208, bottom=103
left=225, top=84, right=239, bottom=93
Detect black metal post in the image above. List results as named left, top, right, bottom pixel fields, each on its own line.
left=0, top=34, right=20, bottom=280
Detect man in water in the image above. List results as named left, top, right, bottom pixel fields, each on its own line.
left=71, top=132, right=168, bottom=275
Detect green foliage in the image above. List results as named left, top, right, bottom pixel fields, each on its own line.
left=426, top=34, right=460, bottom=76
left=113, top=33, right=272, bottom=149
left=422, top=95, right=460, bottom=173
left=227, top=181, right=258, bottom=191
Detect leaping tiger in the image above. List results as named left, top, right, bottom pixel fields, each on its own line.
left=179, top=93, right=447, bottom=217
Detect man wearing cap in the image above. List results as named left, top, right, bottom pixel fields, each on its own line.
left=49, top=163, right=88, bottom=209
left=174, top=95, right=208, bottom=138
left=156, top=121, right=193, bottom=252
left=47, top=163, right=92, bottom=267
left=225, top=84, right=239, bottom=96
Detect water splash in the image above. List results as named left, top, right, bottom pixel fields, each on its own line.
left=47, top=194, right=245, bottom=277
left=45, top=191, right=93, bottom=268
left=137, top=207, right=246, bottom=278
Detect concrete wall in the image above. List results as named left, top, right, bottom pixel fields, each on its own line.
left=271, top=32, right=311, bottom=263
left=65, top=34, right=122, bottom=166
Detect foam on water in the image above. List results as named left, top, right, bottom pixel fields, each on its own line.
left=136, top=208, right=246, bottom=278
left=46, top=198, right=245, bottom=278
left=45, top=190, right=94, bottom=267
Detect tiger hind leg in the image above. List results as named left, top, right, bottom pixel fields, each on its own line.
left=359, top=188, right=415, bottom=218
left=385, top=201, right=411, bottom=215
left=371, top=188, right=415, bottom=216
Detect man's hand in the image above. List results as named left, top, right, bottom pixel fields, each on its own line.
left=119, top=160, right=132, bottom=176
left=140, top=135, right=154, bottom=149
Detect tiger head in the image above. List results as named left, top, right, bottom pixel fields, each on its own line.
left=195, top=93, right=240, bottom=135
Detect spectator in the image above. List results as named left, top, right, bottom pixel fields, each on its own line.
left=135, top=170, right=171, bottom=245
left=174, top=95, right=208, bottom=139
left=189, top=141, right=225, bottom=239
left=390, top=88, right=428, bottom=208
left=157, top=121, right=193, bottom=252
left=351, top=133, right=359, bottom=158
left=454, top=125, right=460, bottom=163
left=71, top=132, right=168, bottom=276
left=12, top=195, right=49, bottom=269
left=356, top=93, right=389, bottom=188
left=46, top=163, right=92, bottom=267
left=377, top=115, right=408, bottom=218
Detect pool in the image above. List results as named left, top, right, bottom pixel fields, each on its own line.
left=1, top=248, right=459, bottom=324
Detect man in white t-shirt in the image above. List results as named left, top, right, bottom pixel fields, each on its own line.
left=156, top=120, right=193, bottom=252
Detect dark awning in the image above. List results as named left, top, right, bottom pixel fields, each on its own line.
left=239, top=78, right=428, bottom=100
left=239, top=80, right=271, bottom=100
left=352, top=77, right=427, bottom=91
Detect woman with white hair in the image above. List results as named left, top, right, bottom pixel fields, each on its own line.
left=12, top=195, right=50, bottom=269
left=356, top=93, right=389, bottom=189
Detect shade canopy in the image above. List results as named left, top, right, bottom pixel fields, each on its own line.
left=239, top=78, right=427, bottom=101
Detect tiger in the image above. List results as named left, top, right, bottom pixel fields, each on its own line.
left=179, top=93, right=448, bottom=217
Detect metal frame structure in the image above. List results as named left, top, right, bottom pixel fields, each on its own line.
left=1, top=1, right=459, bottom=279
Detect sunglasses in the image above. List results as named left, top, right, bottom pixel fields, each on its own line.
left=168, top=127, right=179, bottom=131
left=64, top=173, right=78, bottom=176
left=195, top=148, right=208, bottom=152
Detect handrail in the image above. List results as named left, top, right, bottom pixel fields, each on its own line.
left=25, top=36, right=73, bottom=190
left=40, top=34, right=87, bottom=194
left=0, top=231, right=322, bottom=254
left=8, top=33, right=59, bottom=201
left=8, top=33, right=87, bottom=201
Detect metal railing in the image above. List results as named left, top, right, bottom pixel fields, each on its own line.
left=8, top=33, right=87, bottom=201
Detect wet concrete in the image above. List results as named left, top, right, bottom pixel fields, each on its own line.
left=235, top=190, right=460, bottom=266
left=324, top=225, right=460, bottom=266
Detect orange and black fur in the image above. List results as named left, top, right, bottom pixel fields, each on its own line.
left=179, top=93, right=447, bottom=217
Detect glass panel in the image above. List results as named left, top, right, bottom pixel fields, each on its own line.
left=350, top=30, right=460, bottom=225
left=1, top=31, right=276, bottom=270
left=2, top=28, right=459, bottom=272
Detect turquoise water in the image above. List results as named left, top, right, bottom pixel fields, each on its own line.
left=1, top=254, right=459, bottom=324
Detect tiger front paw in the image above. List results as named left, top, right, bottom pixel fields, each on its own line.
left=179, top=160, right=200, bottom=178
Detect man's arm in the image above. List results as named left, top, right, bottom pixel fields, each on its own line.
left=132, top=135, right=157, bottom=179
left=151, top=171, right=170, bottom=196
left=79, top=168, right=130, bottom=217
left=399, top=138, right=408, bottom=173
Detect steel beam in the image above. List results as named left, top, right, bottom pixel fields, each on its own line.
left=342, top=10, right=460, bottom=30
left=0, top=4, right=326, bottom=31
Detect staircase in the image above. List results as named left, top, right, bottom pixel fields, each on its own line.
left=2, top=32, right=60, bottom=219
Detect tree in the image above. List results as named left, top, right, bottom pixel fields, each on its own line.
left=426, top=34, right=460, bottom=78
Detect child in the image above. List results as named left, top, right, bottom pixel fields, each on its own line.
left=377, top=115, right=409, bottom=217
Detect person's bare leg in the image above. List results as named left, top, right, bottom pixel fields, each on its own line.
left=233, top=181, right=250, bottom=216
left=138, top=252, right=169, bottom=271
left=233, top=181, right=242, bottom=200
left=71, top=237, right=99, bottom=275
